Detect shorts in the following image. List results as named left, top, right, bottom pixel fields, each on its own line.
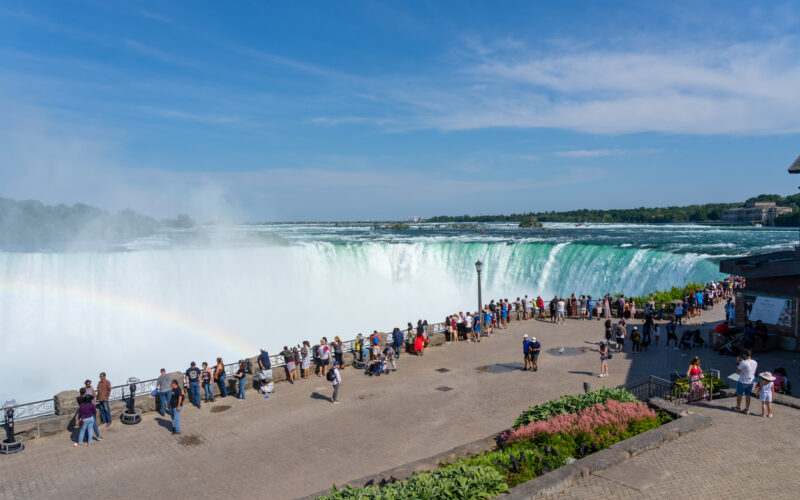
left=372, top=345, right=380, bottom=355
left=736, top=380, right=754, bottom=396
left=558, top=311, right=565, bottom=317
left=259, top=369, right=273, bottom=380
left=616, top=337, right=625, bottom=345
left=580, top=308, right=587, bottom=315
left=530, top=352, right=539, bottom=362
left=286, top=361, right=296, bottom=371
left=319, top=357, right=329, bottom=366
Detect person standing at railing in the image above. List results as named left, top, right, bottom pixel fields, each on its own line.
left=235, top=360, right=247, bottom=400
left=201, top=362, right=214, bottom=403
left=332, top=337, right=344, bottom=370
left=157, top=368, right=172, bottom=416
left=392, top=328, right=404, bottom=358
left=300, top=342, right=311, bottom=379
left=169, top=380, right=182, bottom=434
left=282, top=346, right=297, bottom=384
left=215, top=358, right=228, bottom=398
left=184, top=362, right=202, bottom=408
left=96, top=372, right=111, bottom=427
left=317, top=340, right=331, bottom=378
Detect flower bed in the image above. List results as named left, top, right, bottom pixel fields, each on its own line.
left=317, top=389, right=672, bottom=499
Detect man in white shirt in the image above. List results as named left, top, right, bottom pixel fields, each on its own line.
left=465, top=313, right=474, bottom=341
left=522, top=296, right=529, bottom=319
left=734, top=350, right=758, bottom=414
left=557, top=298, right=566, bottom=325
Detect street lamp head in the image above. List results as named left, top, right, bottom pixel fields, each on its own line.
left=475, top=260, right=482, bottom=273
left=788, top=154, right=800, bottom=174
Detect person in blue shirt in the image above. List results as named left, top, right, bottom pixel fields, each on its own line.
left=529, top=337, right=542, bottom=372
left=522, top=335, right=531, bottom=371
left=392, top=328, right=404, bottom=359
left=587, top=296, right=596, bottom=320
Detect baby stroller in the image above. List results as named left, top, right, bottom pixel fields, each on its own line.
left=366, top=356, right=389, bottom=376
left=692, top=330, right=706, bottom=348
left=679, top=330, right=693, bottom=350
left=718, top=332, right=743, bottom=356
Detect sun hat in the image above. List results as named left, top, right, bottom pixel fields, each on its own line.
left=759, top=371, right=776, bottom=381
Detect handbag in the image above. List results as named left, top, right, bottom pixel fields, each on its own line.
left=608, top=353, right=613, bottom=359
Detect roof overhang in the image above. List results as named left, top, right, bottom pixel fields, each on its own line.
left=789, top=155, right=800, bottom=174
left=720, top=250, right=800, bottom=278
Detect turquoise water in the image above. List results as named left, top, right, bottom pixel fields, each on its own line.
left=1, top=222, right=795, bottom=402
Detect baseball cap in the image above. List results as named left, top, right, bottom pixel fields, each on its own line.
left=523, top=334, right=528, bottom=338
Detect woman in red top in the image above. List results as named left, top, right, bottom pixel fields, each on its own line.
left=414, top=329, right=424, bottom=356
left=686, top=356, right=707, bottom=402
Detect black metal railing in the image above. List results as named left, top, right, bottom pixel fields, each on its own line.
left=3, top=321, right=447, bottom=423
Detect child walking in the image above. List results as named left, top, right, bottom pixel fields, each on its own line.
left=756, top=371, right=775, bottom=418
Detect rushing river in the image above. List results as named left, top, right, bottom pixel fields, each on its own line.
left=1, top=222, right=795, bottom=402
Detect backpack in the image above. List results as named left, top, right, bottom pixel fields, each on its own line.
left=326, top=369, right=336, bottom=382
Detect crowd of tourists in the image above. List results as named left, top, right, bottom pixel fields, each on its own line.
left=69, top=277, right=747, bottom=447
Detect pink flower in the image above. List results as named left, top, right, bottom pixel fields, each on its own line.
left=502, top=399, right=656, bottom=445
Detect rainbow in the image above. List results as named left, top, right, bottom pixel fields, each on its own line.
left=0, top=278, right=256, bottom=356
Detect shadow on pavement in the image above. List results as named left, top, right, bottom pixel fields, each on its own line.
left=310, top=392, right=330, bottom=401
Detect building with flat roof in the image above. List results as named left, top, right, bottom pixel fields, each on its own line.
left=721, top=201, right=792, bottom=225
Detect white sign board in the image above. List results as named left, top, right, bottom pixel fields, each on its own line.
left=749, top=296, right=792, bottom=327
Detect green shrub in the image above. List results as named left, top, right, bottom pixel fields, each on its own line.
left=318, top=464, right=508, bottom=500
left=513, top=388, right=639, bottom=429
left=445, top=441, right=570, bottom=487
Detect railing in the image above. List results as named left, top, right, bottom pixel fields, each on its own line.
left=620, top=376, right=674, bottom=402
left=2, top=322, right=447, bottom=423
left=1, top=399, right=55, bottom=423
left=670, top=369, right=719, bottom=404
left=620, top=369, right=720, bottom=405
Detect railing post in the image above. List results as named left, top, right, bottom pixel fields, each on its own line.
left=648, top=376, right=653, bottom=399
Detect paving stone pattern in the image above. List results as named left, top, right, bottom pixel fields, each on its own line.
left=1, top=306, right=799, bottom=500
left=550, top=398, right=800, bottom=499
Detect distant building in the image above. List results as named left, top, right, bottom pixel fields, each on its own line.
left=410, top=216, right=425, bottom=223
left=721, top=201, right=792, bottom=225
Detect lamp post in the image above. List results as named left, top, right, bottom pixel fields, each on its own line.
left=1, top=400, right=23, bottom=454
left=475, top=260, right=483, bottom=330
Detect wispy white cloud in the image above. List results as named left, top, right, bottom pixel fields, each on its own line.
left=362, top=37, right=800, bottom=135
left=554, top=149, right=625, bottom=158
left=124, top=39, right=199, bottom=68
left=138, top=10, right=172, bottom=24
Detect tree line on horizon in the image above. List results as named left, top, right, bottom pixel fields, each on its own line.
left=0, top=197, right=195, bottom=251
left=428, top=193, right=800, bottom=226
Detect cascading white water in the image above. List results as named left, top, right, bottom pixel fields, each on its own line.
left=0, top=239, right=724, bottom=402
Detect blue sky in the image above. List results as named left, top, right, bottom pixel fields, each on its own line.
left=1, top=1, right=800, bottom=221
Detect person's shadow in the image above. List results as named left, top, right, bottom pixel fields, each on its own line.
left=310, top=392, right=330, bottom=402
left=154, top=417, right=174, bottom=431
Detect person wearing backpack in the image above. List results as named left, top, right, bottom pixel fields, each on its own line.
left=328, top=361, right=342, bottom=404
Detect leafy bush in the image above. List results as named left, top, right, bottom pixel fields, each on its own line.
left=443, top=441, right=570, bottom=487
left=318, top=464, right=508, bottom=500
left=513, top=388, right=639, bottom=429
left=626, top=282, right=706, bottom=312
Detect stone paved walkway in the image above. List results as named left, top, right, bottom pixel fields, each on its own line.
left=550, top=398, right=800, bottom=499
left=1, top=307, right=798, bottom=500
